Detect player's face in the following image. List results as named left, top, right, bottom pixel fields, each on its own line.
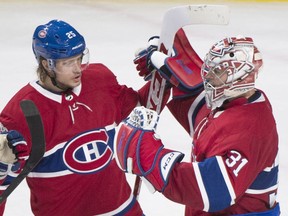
left=204, top=65, right=229, bottom=88
left=54, top=54, right=83, bottom=88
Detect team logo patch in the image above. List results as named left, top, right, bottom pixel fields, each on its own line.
left=38, top=30, right=47, bottom=38
left=63, top=129, right=113, bottom=174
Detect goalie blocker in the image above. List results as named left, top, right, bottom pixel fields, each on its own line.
left=135, top=28, right=205, bottom=99
left=114, top=106, right=184, bottom=193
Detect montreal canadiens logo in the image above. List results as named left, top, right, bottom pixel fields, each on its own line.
left=38, top=30, right=47, bottom=38
left=63, top=129, right=113, bottom=174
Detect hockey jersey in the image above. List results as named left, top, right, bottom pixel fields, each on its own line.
left=0, top=63, right=149, bottom=216
left=164, top=90, right=279, bottom=215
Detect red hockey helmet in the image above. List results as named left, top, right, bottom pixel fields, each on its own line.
left=201, top=37, right=263, bottom=109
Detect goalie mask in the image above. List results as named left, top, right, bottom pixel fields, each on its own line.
left=32, top=19, right=89, bottom=71
left=201, top=37, right=263, bottom=109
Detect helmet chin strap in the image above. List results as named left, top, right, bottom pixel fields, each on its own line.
left=47, top=70, right=71, bottom=92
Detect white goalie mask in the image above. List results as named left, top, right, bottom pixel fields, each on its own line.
left=201, top=37, right=263, bottom=109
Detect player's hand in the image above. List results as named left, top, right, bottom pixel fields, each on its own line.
left=134, top=36, right=159, bottom=81
left=0, top=131, right=29, bottom=180
left=6, top=130, right=29, bottom=161
left=114, top=106, right=184, bottom=192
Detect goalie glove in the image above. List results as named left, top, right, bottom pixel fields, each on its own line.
left=139, top=29, right=205, bottom=98
left=114, top=106, right=184, bottom=192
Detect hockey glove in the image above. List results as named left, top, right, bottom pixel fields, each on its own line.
left=0, top=160, right=21, bottom=180
left=149, top=29, right=205, bottom=98
left=6, top=130, right=29, bottom=161
left=0, top=131, right=28, bottom=180
left=134, top=36, right=159, bottom=81
left=114, top=106, right=184, bottom=192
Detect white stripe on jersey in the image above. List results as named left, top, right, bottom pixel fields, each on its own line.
left=193, top=156, right=237, bottom=212
left=216, top=156, right=236, bottom=205
left=96, top=190, right=134, bottom=216
left=188, top=91, right=206, bottom=137
left=0, top=185, right=8, bottom=190
left=193, top=162, right=210, bottom=212
left=28, top=170, right=73, bottom=178
left=246, top=151, right=279, bottom=195
left=246, top=184, right=278, bottom=194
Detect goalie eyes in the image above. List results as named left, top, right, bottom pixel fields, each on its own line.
left=213, top=68, right=223, bottom=75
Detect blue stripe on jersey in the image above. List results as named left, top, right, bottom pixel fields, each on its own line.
left=232, top=203, right=280, bottom=216
left=33, top=147, right=67, bottom=172
left=198, top=156, right=232, bottom=212
left=249, top=166, right=278, bottom=190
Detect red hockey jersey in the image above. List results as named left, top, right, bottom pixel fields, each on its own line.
left=0, top=63, right=149, bottom=215
left=164, top=90, right=279, bottom=215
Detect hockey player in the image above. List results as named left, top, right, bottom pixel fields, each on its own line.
left=0, top=19, right=169, bottom=215
left=114, top=29, right=280, bottom=215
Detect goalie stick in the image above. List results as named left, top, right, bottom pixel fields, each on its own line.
left=0, top=100, right=45, bottom=204
left=133, top=4, right=230, bottom=199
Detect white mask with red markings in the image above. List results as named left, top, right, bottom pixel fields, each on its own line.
left=201, top=36, right=263, bottom=109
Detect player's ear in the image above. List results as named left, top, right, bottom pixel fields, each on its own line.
left=41, top=59, right=50, bottom=71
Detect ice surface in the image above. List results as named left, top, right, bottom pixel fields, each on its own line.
left=0, top=1, right=287, bottom=215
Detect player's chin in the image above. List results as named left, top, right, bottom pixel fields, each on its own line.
left=70, top=80, right=81, bottom=88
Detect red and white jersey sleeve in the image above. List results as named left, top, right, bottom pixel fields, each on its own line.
left=165, top=90, right=279, bottom=215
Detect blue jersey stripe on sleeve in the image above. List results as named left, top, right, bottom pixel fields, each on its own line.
left=197, top=156, right=233, bottom=212
left=249, top=166, right=278, bottom=190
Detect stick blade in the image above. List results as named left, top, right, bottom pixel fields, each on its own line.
left=177, top=5, right=230, bottom=25
left=160, top=5, right=230, bottom=55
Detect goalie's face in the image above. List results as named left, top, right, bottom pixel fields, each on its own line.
left=201, top=60, right=233, bottom=109
left=202, top=63, right=230, bottom=88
